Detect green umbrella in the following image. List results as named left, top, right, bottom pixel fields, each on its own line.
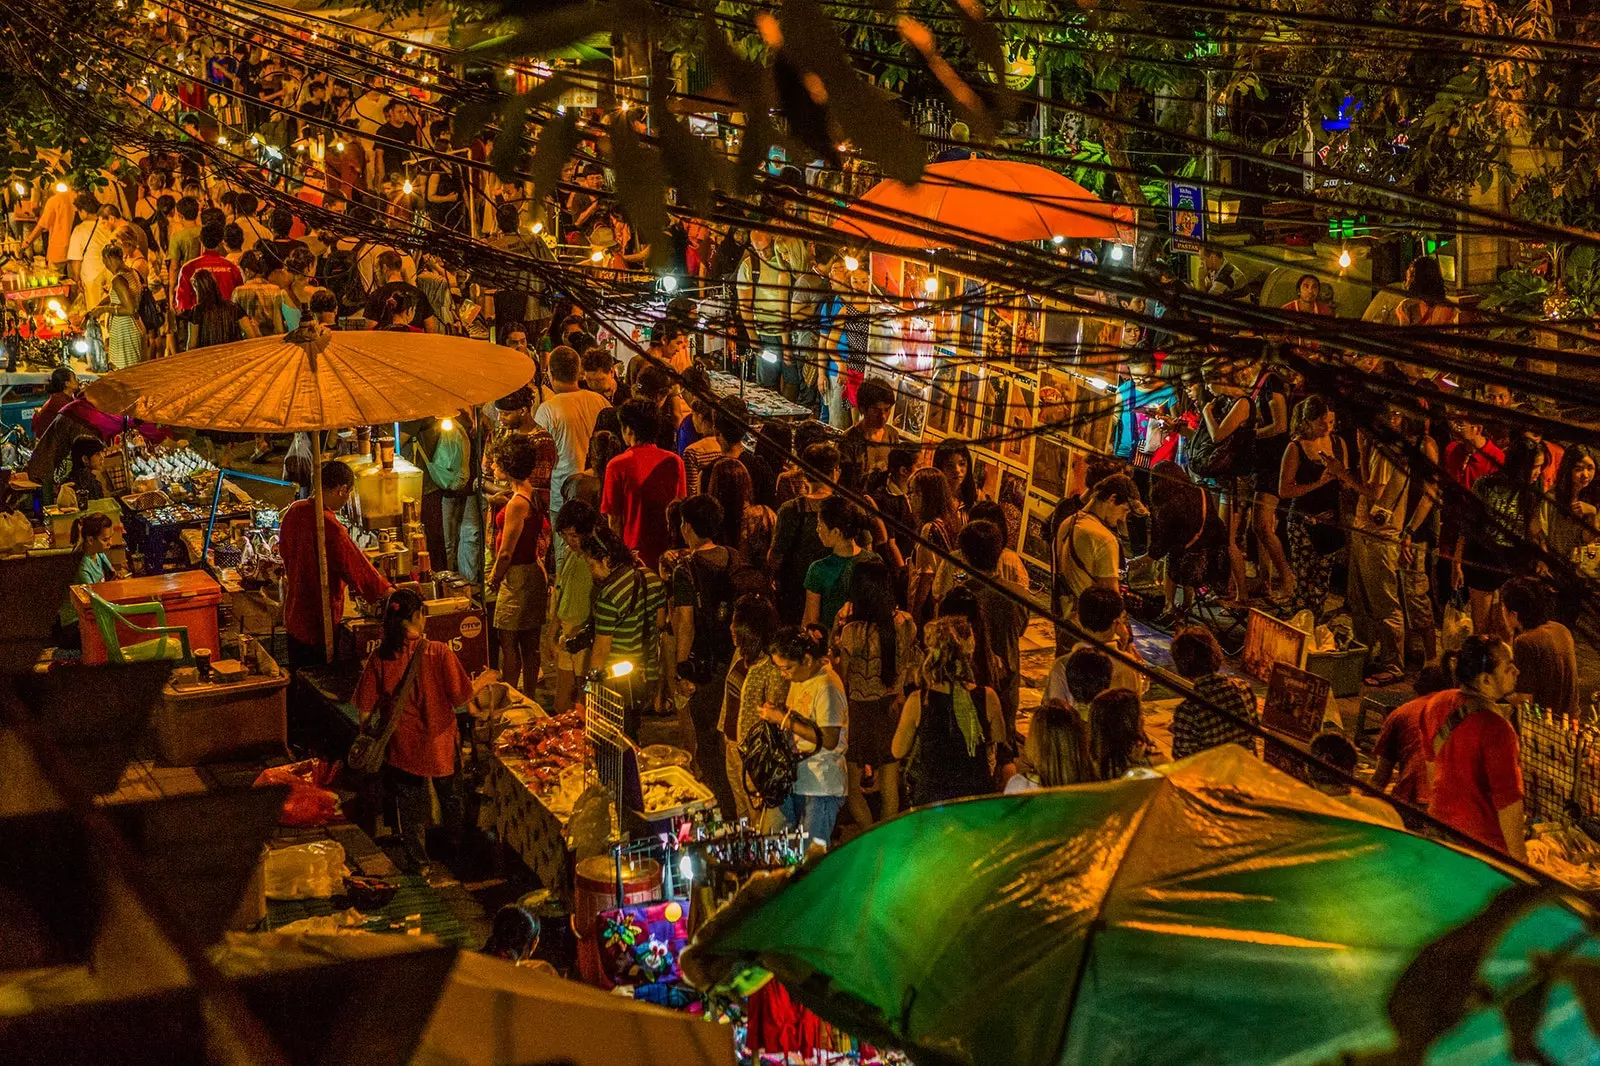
left=683, top=746, right=1600, bottom=1065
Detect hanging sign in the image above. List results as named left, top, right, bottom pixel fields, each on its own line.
left=1169, top=182, right=1205, bottom=254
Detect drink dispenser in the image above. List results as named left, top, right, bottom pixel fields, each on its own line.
left=338, top=454, right=423, bottom=531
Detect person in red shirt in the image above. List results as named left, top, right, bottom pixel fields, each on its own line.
left=354, top=587, right=490, bottom=873
left=32, top=367, right=81, bottom=439
left=172, top=219, right=243, bottom=314
left=280, top=460, right=391, bottom=668
left=1423, top=636, right=1525, bottom=859
left=602, top=399, right=686, bottom=571
left=1371, top=662, right=1454, bottom=812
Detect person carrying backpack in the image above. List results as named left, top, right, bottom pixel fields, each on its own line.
left=672, top=494, right=766, bottom=816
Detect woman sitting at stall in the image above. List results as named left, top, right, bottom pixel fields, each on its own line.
left=53, top=512, right=123, bottom=648
left=61, top=435, right=109, bottom=503
left=892, top=615, right=1006, bottom=808
left=487, top=433, right=548, bottom=700
left=354, top=587, right=489, bottom=875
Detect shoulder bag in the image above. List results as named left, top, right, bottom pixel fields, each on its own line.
left=347, top=642, right=429, bottom=774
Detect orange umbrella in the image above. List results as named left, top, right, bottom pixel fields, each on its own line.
left=833, top=158, right=1136, bottom=249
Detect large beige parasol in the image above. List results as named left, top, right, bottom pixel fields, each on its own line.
left=86, top=325, right=533, bottom=657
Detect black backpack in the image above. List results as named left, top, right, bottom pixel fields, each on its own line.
left=739, top=719, right=798, bottom=809
left=321, top=243, right=368, bottom=313
left=136, top=285, right=163, bottom=332
left=1188, top=397, right=1255, bottom=479
left=685, top=549, right=771, bottom=665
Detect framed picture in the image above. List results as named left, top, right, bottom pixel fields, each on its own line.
left=1032, top=436, right=1069, bottom=499
left=972, top=456, right=999, bottom=500
left=1037, top=368, right=1076, bottom=429
left=927, top=366, right=953, bottom=434
left=955, top=370, right=982, bottom=436
left=959, top=279, right=986, bottom=353
left=1007, top=380, right=1035, bottom=466
left=1014, top=297, right=1042, bottom=362
left=902, top=396, right=927, bottom=439
left=985, top=373, right=1010, bottom=443
left=999, top=468, right=1028, bottom=515
left=1022, top=497, right=1054, bottom=564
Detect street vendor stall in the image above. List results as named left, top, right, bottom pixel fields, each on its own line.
left=85, top=323, right=532, bottom=661
left=832, top=159, right=1141, bottom=578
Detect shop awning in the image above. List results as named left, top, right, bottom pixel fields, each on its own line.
left=683, top=745, right=1600, bottom=1066
left=832, top=158, right=1137, bottom=250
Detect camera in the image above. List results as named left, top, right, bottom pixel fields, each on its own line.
left=1370, top=507, right=1393, bottom=528
left=563, top=624, right=595, bottom=653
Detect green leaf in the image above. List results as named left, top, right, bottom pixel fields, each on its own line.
left=466, top=2, right=620, bottom=61
left=647, top=53, right=721, bottom=216
left=452, top=97, right=498, bottom=144
left=527, top=112, right=581, bottom=202
left=489, top=93, right=533, bottom=179
left=606, top=119, right=670, bottom=270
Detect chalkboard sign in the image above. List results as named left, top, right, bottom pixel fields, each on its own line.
left=1242, top=608, right=1310, bottom=682
left=1263, top=661, right=1333, bottom=740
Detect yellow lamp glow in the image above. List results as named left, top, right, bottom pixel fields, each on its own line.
left=1338, top=249, right=1353, bottom=270
left=610, top=661, right=634, bottom=678
left=54, top=182, right=68, bottom=193
left=923, top=276, right=938, bottom=295
left=402, top=179, right=414, bottom=195
left=439, top=416, right=453, bottom=431
left=843, top=255, right=860, bottom=272
left=590, top=250, right=604, bottom=263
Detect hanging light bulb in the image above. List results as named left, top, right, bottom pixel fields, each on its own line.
left=334, top=140, right=345, bottom=152
left=660, top=274, right=678, bottom=292
left=402, top=179, right=414, bottom=195
left=530, top=221, right=543, bottom=234
left=1051, top=234, right=1065, bottom=246
left=843, top=255, right=860, bottom=272
left=72, top=338, right=90, bottom=355
left=216, top=134, right=228, bottom=146
left=1109, top=245, right=1126, bottom=262
left=54, top=182, right=68, bottom=193
left=619, top=99, right=630, bottom=113
left=12, top=182, right=24, bottom=196
left=439, top=416, right=453, bottom=431
left=46, top=299, right=63, bottom=315
left=505, top=67, right=516, bottom=77
left=1338, top=249, right=1353, bottom=270
left=590, top=249, right=604, bottom=263
left=923, top=275, right=938, bottom=295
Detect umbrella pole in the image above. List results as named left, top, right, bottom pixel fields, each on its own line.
left=312, top=433, right=334, bottom=662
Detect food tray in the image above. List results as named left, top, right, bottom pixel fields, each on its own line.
left=636, top=765, right=715, bottom=820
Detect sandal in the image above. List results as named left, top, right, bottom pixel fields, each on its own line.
left=1363, top=669, right=1404, bottom=687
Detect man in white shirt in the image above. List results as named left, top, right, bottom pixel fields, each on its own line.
left=1044, top=585, right=1149, bottom=708
left=533, top=346, right=611, bottom=566
left=66, top=196, right=117, bottom=311
left=1053, top=473, right=1145, bottom=656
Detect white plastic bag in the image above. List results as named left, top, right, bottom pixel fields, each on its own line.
left=263, top=840, right=350, bottom=900
left=0, top=512, right=32, bottom=555
left=1442, top=598, right=1474, bottom=653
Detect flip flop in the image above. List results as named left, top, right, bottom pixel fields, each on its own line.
left=1363, top=669, right=1404, bottom=687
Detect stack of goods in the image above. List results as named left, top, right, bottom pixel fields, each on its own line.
left=706, top=371, right=811, bottom=420
left=1526, top=823, right=1600, bottom=890
left=495, top=709, right=590, bottom=814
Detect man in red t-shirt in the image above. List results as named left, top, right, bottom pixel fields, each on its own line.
left=602, top=399, right=685, bottom=571
left=1372, top=664, right=1454, bottom=810
left=173, top=219, right=243, bottom=314
left=1423, top=637, right=1525, bottom=859
left=280, top=460, right=391, bottom=668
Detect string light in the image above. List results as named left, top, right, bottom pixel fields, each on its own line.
left=12, top=182, right=25, bottom=196
left=530, top=221, right=543, bottom=234
left=402, top=179, right=414, bottom=194
left=334, top=140, right=345, bottom=151
left=843, top=255, right=860, bottom=271
left=589, top=249, right=604, bottom=262
left=54, top=182, right=67, bottom=193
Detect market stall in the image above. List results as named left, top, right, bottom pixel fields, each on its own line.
left=833, top=159, right=1141, bottom=579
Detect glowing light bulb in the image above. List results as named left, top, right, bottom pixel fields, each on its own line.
left=12, top=182, right=24, bottom=196
left=405, top=44, right=415, bottom=54
left=661, top=275, right=677, bottom=292
left=1109, top=245, right=1125, bottom=262
left=590, top=250, right=604, bottom=262
left=843, top=255, right=860, bottom=272
left=610, top=660, right=634, bottom=678
left=54, top=182, right=68, bottom=193
left=679, top=854, right=694, bottom=880
left=420, top=74, right=431, bottom=84
left=402, top=179, right=414, bottom=194
left=761, top=349, right=779, bottom=364
left=1089, top=376, right=1111, bottom=392
left=439, top=416, right=453, bottom=431
left=72, top=339, right=89, bottom=354
left=922, top=276, right=938, bottom=295
left=1338, top=249, right=1352, bottom=269
left=216, top=134, right=228, bottom=146
left=145, top=8, right=158, bottom=18
left=46, top=299, right=62, bottom=315
left=530, top=221, right=543, bottom=234
left=249, top=133, right=260, bottom=144
left=619, top=99, right=630, bottom=113
left=505, top=67, right=516, bottom=77
left=1051, top=234, right=1065, bottom=246
left=334, top=140, right=345, bottom=151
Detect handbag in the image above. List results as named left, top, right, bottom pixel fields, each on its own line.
left=346, top=643, right=429, bottom=774
left=739, top=718, right=799, bottom=810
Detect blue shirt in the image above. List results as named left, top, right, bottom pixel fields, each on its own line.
left=1114, top=381, right=1178, bottom=460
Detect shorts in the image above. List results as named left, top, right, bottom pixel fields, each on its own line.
left=845, top=693, right=901, bottom=767
left=493, top=561, right=548, bottom=632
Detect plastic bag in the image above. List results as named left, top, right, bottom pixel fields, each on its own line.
left=254, top=760, right=342, bottom=827
left=263, top=840, right=349, bottom=900
left=0, top=512, right=32, bottom=555
left=1287, top=609, right=1316, bottom=636
left=1442, top=596, right=1473, bottom=653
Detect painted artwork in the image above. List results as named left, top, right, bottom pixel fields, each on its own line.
left=998, top=468, right=1028, bottom=515
left=1033, top=435, right=1069, bottom=500
left=959, top=279, right=986, bottom=353
left=902, top=395, right=928, bottom=439
left=972, top=456, right=999, bottom=500
left=927, top=366, right=953, bottom=434
left=984, top=373, right=1010, bottom=446
left=955, top=370, right=982, bottom=436
left=1037, top=369, right=1076, bottom=429
left=1007, top=380, right=1035, bottom=466
left=1022, top=497, right=1053, bottom=564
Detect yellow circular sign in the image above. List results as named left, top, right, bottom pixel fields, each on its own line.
left=664, top=901, right=683, bottom=923
left=459, top=615, right=483, bottom=640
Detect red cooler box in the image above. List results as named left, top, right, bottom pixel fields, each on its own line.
left=72, top=571, right=223, bottom=665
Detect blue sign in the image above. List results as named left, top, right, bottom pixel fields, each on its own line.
left=1169, top=182, right=1205, bottom=253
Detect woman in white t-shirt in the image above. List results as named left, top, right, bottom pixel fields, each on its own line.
left=760, top=625, right=848, bottom=847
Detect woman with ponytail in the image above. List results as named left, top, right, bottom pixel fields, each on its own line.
left=831, top=558, right=914, bottom=828
left=375, top=288, right=422, bottom=332
left=54, top=512, right=123, bottom=647
left=354, top=587, right=495, bottom=873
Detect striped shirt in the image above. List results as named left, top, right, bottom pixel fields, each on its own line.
left=593, top=566, right=668, bottom=682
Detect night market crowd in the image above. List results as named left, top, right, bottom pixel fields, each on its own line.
left=8, top=16, right=1589, bottom=873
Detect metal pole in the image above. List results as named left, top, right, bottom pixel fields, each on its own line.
left=311, top=434, right=334, bottom=662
